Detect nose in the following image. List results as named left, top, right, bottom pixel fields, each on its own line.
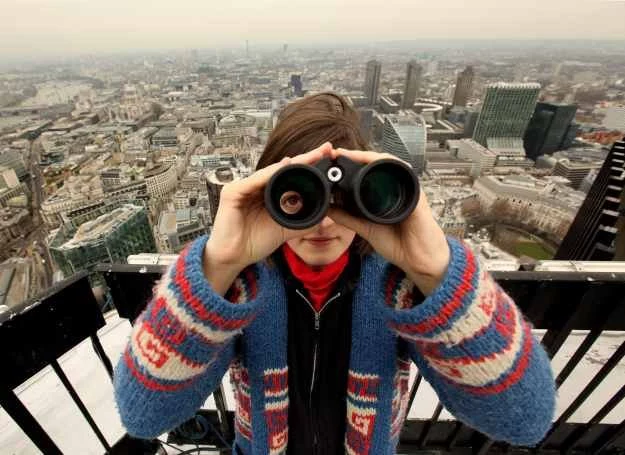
left=318, top=216, right=335, bottom=231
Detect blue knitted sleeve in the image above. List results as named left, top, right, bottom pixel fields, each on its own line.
left=113, top=235, right=264, bottom=439
left=381, top=237, right=556, bottom=447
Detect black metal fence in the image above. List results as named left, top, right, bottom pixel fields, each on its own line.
left=1, top=263, right=625, bottom=454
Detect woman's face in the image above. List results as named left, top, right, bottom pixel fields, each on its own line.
left=286, top=216, right=356, bottom=266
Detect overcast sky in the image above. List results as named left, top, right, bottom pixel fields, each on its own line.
left=1, top=0, right=625, bottom=59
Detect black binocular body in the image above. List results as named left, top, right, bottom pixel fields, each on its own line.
left=264, top=156, right=419, bottom=230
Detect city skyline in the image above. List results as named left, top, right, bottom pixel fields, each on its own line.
left=2, top=0, right=625, bottom=60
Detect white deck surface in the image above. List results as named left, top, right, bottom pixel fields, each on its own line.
left=1, top=312, right=624, bottom=454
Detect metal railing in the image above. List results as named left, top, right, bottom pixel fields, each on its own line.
left=1, top=262, right=625, bottom=454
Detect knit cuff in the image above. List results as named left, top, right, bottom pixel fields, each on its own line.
left=162, top=235, right=263, bottom=340
left=382, top=237, right=491, bottom=345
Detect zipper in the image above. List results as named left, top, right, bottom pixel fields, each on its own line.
left=295, top=289, right=341, bottom=453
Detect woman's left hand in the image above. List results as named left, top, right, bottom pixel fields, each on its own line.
left=328, top=148, right=451, bottom=296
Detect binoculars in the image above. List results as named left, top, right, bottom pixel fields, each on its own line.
left=264, top=156, right=419, bottom=230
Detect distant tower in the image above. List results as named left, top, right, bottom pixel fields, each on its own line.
left=290, top=74, right=303, bottom=97
left=523, top=102, right=578, bottom=160
left=452, top=66, right=475, bottom=107
left=382, top=114, right=427, bottom=174
left=555, top=140, right=625, bottom=260
left=364, top=60, right=382, bottom=106
left=472, top=82, right=540, bottom=147
left=283, top=43, right=288, bottom=53
left=401, top=60, right=422, bottom=109
left=246, top=40, right=249, bottom=58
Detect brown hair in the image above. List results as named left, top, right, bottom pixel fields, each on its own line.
left=256, top=92, right=372, bottom=255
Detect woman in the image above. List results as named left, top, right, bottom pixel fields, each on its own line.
left=114, top=93, right=556, bottom=455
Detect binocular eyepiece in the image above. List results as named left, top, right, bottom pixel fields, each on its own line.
left=264, top=156, right=419, bottom=230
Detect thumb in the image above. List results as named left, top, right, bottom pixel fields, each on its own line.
left=327, top=207, right=372, bottom=240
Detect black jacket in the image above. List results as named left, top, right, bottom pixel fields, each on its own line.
left=271, top=248, right=362, bottom=455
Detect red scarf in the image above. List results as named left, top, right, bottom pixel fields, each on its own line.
left=282, top=243, right=349, bottom=312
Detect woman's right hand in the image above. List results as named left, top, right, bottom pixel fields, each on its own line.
left=202, top=142, right=333, bottom=295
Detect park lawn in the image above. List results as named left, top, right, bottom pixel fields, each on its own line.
left=515, top=241, right=554, bottom=260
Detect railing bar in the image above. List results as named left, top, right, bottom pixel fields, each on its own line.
left=562, top=383, right=625, bottom=453
left=0, top=388, right=63, bottom=455
left=50, top=360, right=111, bottom=451
left=541, top=327, right=573, bottom=360
left=212, top=384, right=232, bottom=441
left=446, top=421, right=464, bottom=450
left=418, top=402, right=443, bottom=448
left=537, top=339, right=625, bottom=449
left=540, top=283, right=599, bottom=360
left=590, top=418, right=625, bottom=455
left=556, top=328, right=602, bottom=389
left=90, top=334, right=114, bottom=380
left=556, top=289, right=625, bottom=388
left=398, top=373, right=422, bottom=441
left=406, top=373, right=422, bottom=420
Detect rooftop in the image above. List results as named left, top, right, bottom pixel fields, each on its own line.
left=487, top=82, right=542, bottom=89
left=59, top=204, right=143, bottom=249
left=157, top=211, right=177, bottom=235
left=144, top=163, right=172, bottom=178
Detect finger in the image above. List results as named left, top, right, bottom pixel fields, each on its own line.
left=228, top=142, right=332, bottom=198
left=290, top=141, right=333, bottom=165
left=326, top=207, right=372, bottom=241
left=231, top=157, right=291, bottom=196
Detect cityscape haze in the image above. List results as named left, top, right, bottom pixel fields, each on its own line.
left=0, top=3, right=625, bottom=453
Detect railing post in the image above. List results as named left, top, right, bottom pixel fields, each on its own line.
left=0, top=387, right=63, bottom=455
left=90, top=334, right=114, bottom=380
left=50, top=360, right=112, bottom=452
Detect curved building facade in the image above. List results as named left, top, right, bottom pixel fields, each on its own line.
left=145, top=163, right=177, bottom=199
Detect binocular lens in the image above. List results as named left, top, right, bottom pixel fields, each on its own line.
left=269, top=167, right=327, bottom=227
left=355, top=161, right=418, bottom=223
left=360, top=165, right=405, bottom=218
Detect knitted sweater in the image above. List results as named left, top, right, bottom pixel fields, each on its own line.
left=113, top=235, right=556, bottom=454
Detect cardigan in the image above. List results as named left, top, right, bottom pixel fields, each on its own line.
left=113, top=235, right=556, bottom=454
left=277, top=245, right=361, bottom=454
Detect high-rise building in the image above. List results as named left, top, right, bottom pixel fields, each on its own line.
left=382, top=114, right=427, bottom=174
left=379, top=96, right=400, bottom=114
left=364, top=60, right=382, bottom=106
left=555, top=141, right=625, bottom=260
left=523, top=102, right=578, bottom=160
left=357, top=108, right=374, bottom=143
left=401, top=61, right=422, bottom=109
left=561, top=122, right=580, bottom=150
left=472, top=82, right=540, bottom=147
left=452, top=66, right=475, bottom=107
left=49, top=204, right=157, bottom=278
left=290, top=74, right=303, bottom=97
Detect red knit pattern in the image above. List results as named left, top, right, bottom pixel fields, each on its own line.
left=173, top=248, right=252, bottom=330
left=390, top=244, right=477, bottom=335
